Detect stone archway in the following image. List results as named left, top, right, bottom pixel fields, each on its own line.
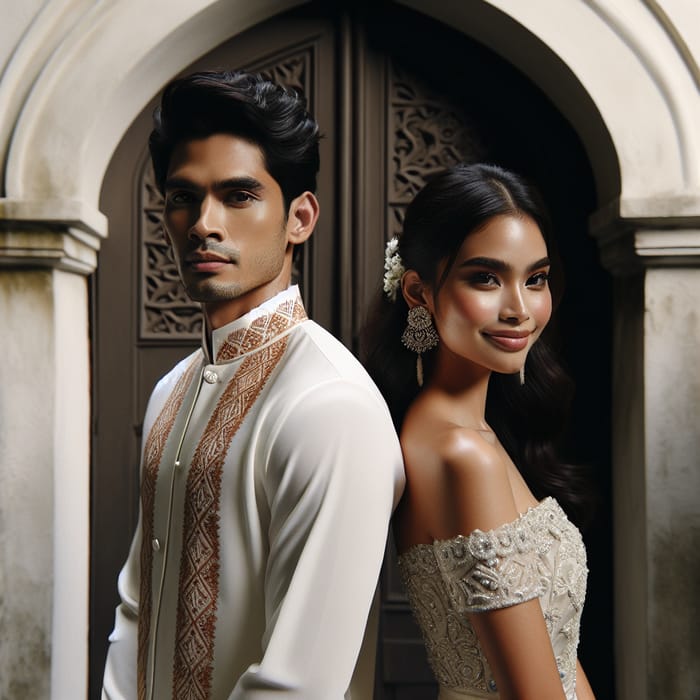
left=1, top=1, right=699, bottom=698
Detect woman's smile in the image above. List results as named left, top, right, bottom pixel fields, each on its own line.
left=481, top=330, right=531, bottom=352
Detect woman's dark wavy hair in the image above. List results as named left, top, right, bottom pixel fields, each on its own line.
left=149, top=70, right=320, bottom=208
left=362, top=163, right=590, bottom=526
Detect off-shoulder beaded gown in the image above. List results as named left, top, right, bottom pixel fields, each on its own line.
left=397, top=497, right=588, bottom=700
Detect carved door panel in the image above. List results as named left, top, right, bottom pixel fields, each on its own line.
left=94, top=4, right=612, bottom=699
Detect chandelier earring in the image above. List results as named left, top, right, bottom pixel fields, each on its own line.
left=519, top=353, right=528, bottom=386
left=401, top=306, right=439, bottom=387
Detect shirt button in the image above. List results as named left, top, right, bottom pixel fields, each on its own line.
left=203, top=369, right=218, bottom=384
left=152, top=538, right=160, bottom=552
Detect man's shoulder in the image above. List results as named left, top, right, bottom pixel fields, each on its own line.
left=264, top=322, right=403, bottom=493
left=287, top=320, right=374, bottom=388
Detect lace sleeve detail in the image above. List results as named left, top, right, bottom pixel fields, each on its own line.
left=433, top=513, right=548, bottom=613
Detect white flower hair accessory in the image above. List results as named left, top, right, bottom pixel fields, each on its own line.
left=383, top=237, right=405, bottom=302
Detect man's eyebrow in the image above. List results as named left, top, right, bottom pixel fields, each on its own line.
left=212, top=177, right=265, bottom=192
left=458, top=256, right=551, bottom=272
left=163, top=176, right=199, bottom=191
left=163, top=176, right=265, bottom=192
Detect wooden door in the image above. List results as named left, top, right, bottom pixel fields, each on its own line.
left=94, top=4, right=614, bottom=698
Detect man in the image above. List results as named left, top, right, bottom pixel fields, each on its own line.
left=102, top=71, right=404, bottom=700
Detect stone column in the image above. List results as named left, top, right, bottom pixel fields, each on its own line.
left=594, top=224, right=700, bottom=700
left=0, top=200, right=105, bottom=699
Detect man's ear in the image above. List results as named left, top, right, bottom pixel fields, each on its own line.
left=401, top=270, right=434, bottom=311
left=286, top=191, right=319, bottom=245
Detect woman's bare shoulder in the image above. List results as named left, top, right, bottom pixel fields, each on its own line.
left=439, top=425, right=501, bottom=472
left=399, top=398, right=519, bottom=539
left=401, top=400, right=502, bottom=479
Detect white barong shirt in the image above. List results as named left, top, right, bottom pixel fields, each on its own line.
left=102, top=286, right=404, bottom=700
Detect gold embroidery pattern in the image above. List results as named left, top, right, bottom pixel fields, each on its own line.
left=137, top=356, right=200, bottom=700
left=172, top=337, right=289, bottom=699
left=216, top=295, right=306, bottom=362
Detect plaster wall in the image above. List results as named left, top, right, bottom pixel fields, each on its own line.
left=0, top=265, right=89, bottom=700
left=0, top=0, right=98, bottom=196
left=611, top=274, right=647, bottom=700
left=50, top=269, right=90, bottom=700
left=610, top=256, right=700, bottom=700
left=644, top=266, right=700, bottom=699
left=0, top=0, right=46, bottom=74
left=0, top=270, right=54, bottom=700
left=653, top=0, right=700, bottom=88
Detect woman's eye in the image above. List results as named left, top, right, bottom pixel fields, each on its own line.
left=469, top=271, right=500, bottom=286
left=527, top=271, right=550, bottom=287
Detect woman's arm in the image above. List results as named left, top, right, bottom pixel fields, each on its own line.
left=470, top=601, right=565, bottom=700
left=435, top=428, right=566, bottom=699
left=575, top=659, right=596, bottom=699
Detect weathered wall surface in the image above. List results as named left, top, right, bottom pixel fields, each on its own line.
left=0, top=271, right=54, bottom=700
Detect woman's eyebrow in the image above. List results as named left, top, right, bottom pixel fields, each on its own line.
left=459, top=256, right=509, bottom=271
left=528, top=256, right=551, bottom=272
left=458, top=256, right=551, bottom=272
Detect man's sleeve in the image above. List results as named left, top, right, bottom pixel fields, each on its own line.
left=101, top=518, right=141, bottom=699
left=231, top=380, right=404, bottom=699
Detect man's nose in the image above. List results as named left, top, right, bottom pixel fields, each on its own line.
left=188, top=196, right=224, bottom=241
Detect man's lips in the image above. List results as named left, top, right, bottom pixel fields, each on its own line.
left=482, top=330, right=531, bottom=351
left=189, top=260, right=230, bottom=272
left=185, top=251, right=235, bottom=272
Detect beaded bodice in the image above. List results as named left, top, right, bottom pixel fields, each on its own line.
left=397, top=498, right=587, bottom=699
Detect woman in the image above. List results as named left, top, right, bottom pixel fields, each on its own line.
left=363, top=163, right=595, bottom=699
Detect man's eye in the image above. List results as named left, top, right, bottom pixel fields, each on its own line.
left=167, top=192, right=195, bottom=205
left=227, top=191, right=254, bottom=204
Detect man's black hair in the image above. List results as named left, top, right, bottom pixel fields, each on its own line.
left=149, top=70, right=320, bottom=209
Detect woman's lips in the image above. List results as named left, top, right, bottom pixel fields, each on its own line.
left=482, top=332, right=530, bottom=351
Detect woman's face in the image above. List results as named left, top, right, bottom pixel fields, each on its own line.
left=426, top=213, right=552, bottom=377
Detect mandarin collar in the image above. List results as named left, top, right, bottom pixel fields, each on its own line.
left=204, top=286, right=307, bottom=364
